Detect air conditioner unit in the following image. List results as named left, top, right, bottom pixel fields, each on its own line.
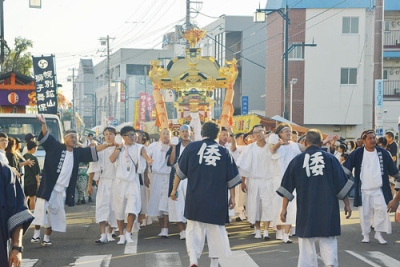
left=397, top=70, right=400, bottom=75
left=392, top=21, right=397, bottom=27
left=390, top=70, right=394, bottom=75
left=394, top=88, right=400, bottom=94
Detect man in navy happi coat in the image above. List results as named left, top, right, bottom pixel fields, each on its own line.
left=277, top=129, right=352, bottom=267
left=31, top=115, right=111, bottom=247
left=1, top=162, right=34, bottom=266
left=170, top=121, right=241, bottom=267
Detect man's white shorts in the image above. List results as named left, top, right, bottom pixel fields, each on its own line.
left=112, top=178, right=141, bottom=220
left=32, top=190, right=66, bottom=232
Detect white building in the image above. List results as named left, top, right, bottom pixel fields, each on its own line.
left=264, top=0, right=400, bottom=138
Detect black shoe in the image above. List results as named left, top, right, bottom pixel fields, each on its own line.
left=81, top=199, right=86, bottom=204
left=88, top=196, right=93, bottom=202
left=76, top=201, right=81, bottom=205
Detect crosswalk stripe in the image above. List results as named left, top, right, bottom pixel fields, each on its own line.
left=346, top=250, right=384, bottom=267
left=22, top=259, right=38, bottom=267
left=145, top=252, right=182, bottom=267
left=72, top=254, right=112, bottom=266
left=368, top=251, right=400, bottom=266
left=124, top=231, right=138, bottom=254
left=219, top=250, right=259, bottom=267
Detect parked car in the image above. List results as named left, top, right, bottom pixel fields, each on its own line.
left=0, top=113, right=64, bottom=170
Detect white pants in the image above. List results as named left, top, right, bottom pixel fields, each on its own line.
left=96, top=178, right=117, bottom=228
left=246, top=178, right=274, bottom=224
left=359, top=189, right=391, bottom=235
left=32, top=190, right=66, bottom=232
left=112, top=178, right=141, bottom=220
left=186, top=220, right=231, bottom=259
left=147, top=173, right=169, bottom=217
left=168, top=179, right=187, bottom=223
left=298, top=237, right=337, bottom=267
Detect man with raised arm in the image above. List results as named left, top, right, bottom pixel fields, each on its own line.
left=31, top=115, right=112, bottom=247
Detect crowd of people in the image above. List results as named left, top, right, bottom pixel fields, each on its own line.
left=1, top=115, right=400, bottom=267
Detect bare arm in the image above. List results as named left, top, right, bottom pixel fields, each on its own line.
left=388, top=189, right=400, bottom=212
left=228, top=187, right=236, bottom=209
left=168, top=145, right=177, bottom=166
left=280, top=197, right=290, bottom=222
left=342, top=197, right=352, bottom=219
left=36, top=114, right=48, bottom=136
left=9, top=225, right=23, bottom=267
left=109, top=145, right=122, bottom=163
left=227, top=126, right=237, bottom=152
left=170, top=175, right=181, bottom=200
left=141, top=147, right=153, bottom=164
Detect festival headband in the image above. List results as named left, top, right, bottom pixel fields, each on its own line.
left=361, top=130, right=375, bottom=139
left=64, top=130, right=77, bottom=138
left=279, top=126, right=290, bottom=133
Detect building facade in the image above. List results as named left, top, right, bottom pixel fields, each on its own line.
left=264, top=0, right=400, bottom=139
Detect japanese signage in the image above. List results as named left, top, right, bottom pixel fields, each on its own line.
left=241, top=96, right=248, bottom=115
left=134, top=100, right=140, bottom=129
left=375, top=80, right=384, bottom=137
left=146, top=94, right=154, bottom=121
left=32, top=55, right=58, bottom=114
left=120, top=81, right=125, bottom=103
left=139, top=92, right=148, bottom=122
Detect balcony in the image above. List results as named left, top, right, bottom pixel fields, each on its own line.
left=383, top=80, right=400, bottom=100
left=384, top=30, right=400, bottom=48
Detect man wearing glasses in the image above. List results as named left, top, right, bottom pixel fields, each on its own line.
left=110, top=126, right=152, bottom=244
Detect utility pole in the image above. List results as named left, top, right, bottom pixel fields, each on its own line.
left=372, top=0, right=383, bottom=130
left=144, top=66, right=147, bottom=93
left=68, top=68, right=77, bottom=129
left=99, top=35, right=114, bottom=124
left=186, top=0, right=191, bottom=30
left=0, top=0, right=5, bottom=66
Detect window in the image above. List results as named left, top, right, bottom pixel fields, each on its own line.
left=384, top=21, right=390, bottom=32
left=341, top=68, right=357, bottom=84
left=288, top=43, right=304, bottom=60
left=342, top=17, right=359, bottom=34
left=383, top=69, right=388, bottom=80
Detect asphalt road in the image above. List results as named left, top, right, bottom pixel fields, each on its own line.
left=21, top=199, right=400, bottom=267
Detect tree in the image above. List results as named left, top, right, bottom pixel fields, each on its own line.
left=1, top=37, right=33, bottom=75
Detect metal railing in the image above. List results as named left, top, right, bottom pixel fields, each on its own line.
left=384, top=30, right=400, bottom=47
left=383, top=80, right=400, bottom=99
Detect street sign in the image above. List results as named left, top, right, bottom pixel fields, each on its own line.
left=112, top=119, right=118, bottom=126
left=241, top=96, right=249, bottom=115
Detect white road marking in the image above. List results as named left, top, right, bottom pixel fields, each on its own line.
left=346, top=250, right=384, bottom=267
left=145, top=252, right=182, bottom=267
left=368, top=251, right=400, bottom=266
left=219, top=250, right=259, bottom=267
left=124, top=231, right=138, bottom=254
left=22, top=259, right=38, bottom=267
left=71, top=254, right=112, bottom=266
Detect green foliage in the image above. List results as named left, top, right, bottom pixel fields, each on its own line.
left=1, top=37, right=33, bottom=76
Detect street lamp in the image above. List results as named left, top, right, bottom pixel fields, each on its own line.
left=290, top=78, right=298, bottom=122
left=254, top=4, right=290, bottom=119
left=254, top=4, right=316, bottom=120
left=29, top=0, right=42, bottom=8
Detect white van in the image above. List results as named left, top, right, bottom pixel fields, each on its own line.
left=0, top=113, right=64, bottom=170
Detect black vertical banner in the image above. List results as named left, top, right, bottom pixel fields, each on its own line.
left=32, top=55, right=58, bottom=114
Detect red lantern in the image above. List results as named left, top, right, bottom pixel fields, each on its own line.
left=8, top=92, right=19, bottom=105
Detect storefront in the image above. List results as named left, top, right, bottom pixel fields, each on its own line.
left=0, top=72, right=36, bottom=113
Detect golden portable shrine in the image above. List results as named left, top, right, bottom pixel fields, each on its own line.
left=149, top=27, right=238, bottom=138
